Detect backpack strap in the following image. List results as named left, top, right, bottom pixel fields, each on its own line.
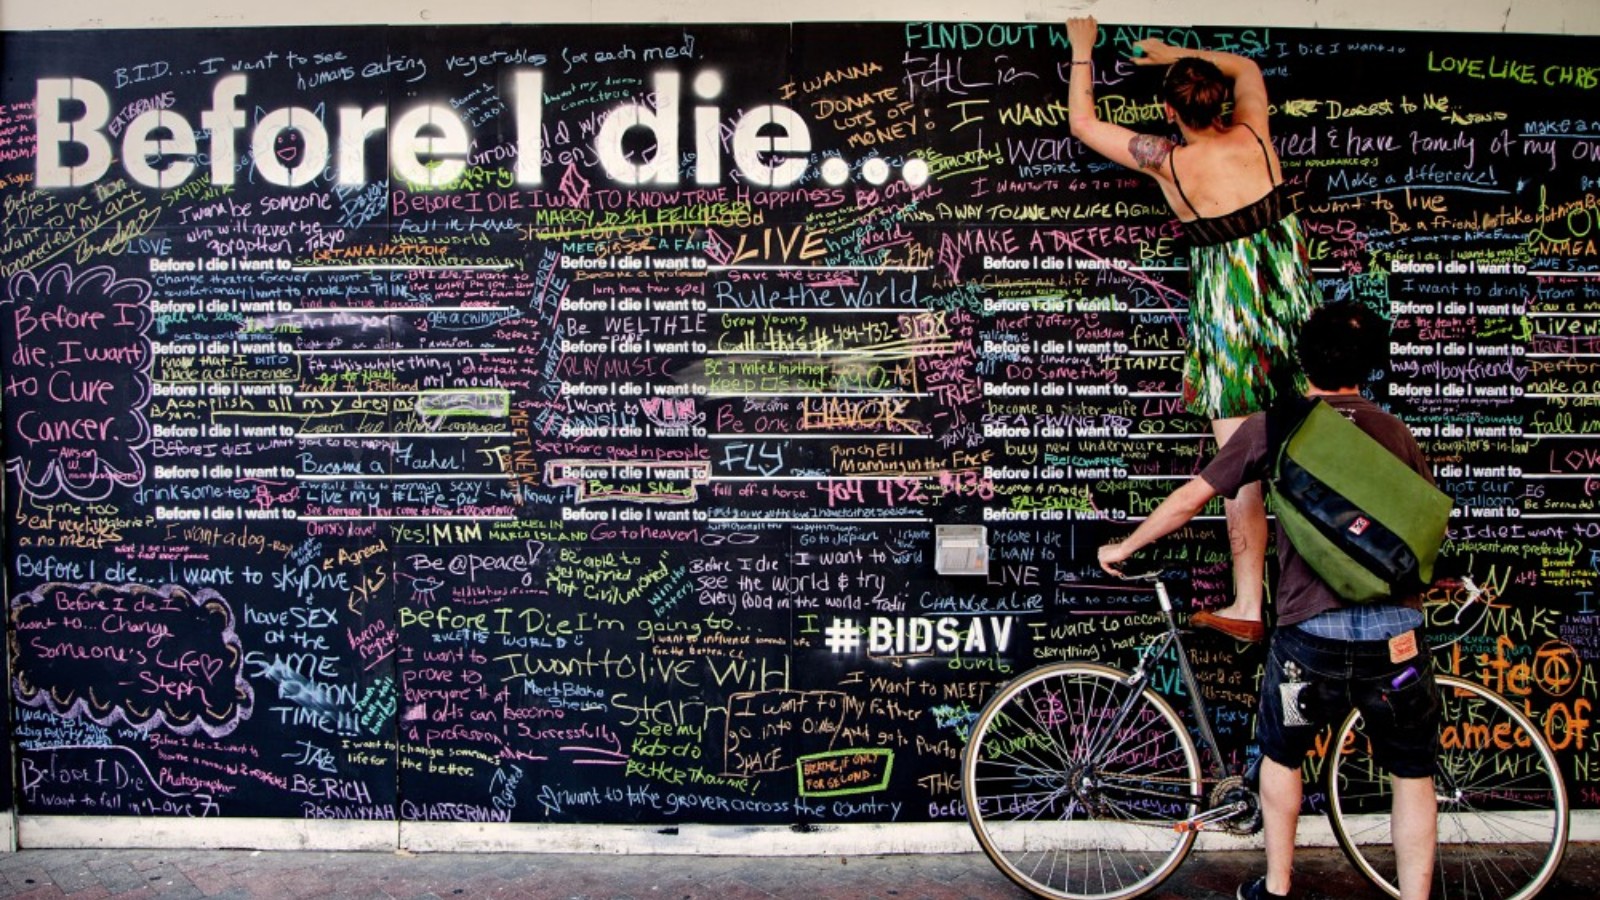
left=1264, top=393, right=1318, bottom=475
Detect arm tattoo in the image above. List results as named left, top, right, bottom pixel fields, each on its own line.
left=1129, top=134, right=1175, bottom=172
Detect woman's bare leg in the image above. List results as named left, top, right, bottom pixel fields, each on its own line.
left=1210, top=416, right=1265, bottom=624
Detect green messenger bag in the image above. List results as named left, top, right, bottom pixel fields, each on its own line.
left=1267, top=398, right=1454, bottom=603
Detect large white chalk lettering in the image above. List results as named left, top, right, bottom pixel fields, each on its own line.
left=35, top=68, right=814, bottom=190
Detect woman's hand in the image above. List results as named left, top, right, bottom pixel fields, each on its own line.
left=1065, top=17, right=1098, bottom=60
left=1131, top=38, right=1184, bottom=66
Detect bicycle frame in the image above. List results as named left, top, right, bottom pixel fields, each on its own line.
left=1144, top=573, right=1494, bottom=788
left=964, top=569, right=1566, bottom=900
left=1125, top=578, right=1234, bottom=785
left=1076, top=573, right=1246, bottom=833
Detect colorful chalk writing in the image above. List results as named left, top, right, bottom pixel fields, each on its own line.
left=0, top=21, right=1597, bottom=828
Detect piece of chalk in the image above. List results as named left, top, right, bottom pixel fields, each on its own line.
left=1132, top=45, right=1146, bottom=58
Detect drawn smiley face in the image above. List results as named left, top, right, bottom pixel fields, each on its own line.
left=274, top=128, right=305, bottom=168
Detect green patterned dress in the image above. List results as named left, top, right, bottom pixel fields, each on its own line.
left=1181, top=206, right=1321, bottom=418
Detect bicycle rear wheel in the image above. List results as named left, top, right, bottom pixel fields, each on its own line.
left=963, top=663, right=1203, bottom=900
left=1326, top=674, right=1569, bottom=900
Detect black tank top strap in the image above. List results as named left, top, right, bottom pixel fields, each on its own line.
left=1168, top=145, right=1203, bottom=219
left=1239, top=122, right=1278, bottom=185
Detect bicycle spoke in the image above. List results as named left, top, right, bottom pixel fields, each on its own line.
left=1327, top=675, right=1568, bottom=900
left=965, top=664, right=1203, bottom=900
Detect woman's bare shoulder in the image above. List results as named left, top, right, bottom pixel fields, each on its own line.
left=1167, top=126, right=1278, bottom=215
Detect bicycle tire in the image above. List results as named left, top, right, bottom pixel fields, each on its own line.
left=1326, top=674, right=1569, bottom=900
left=963, top=662, right=1204, bottom=900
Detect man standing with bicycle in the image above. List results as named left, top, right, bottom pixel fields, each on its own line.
left=1098, top=301, right=1440, bottom=900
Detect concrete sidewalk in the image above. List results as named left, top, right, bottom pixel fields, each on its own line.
left=1, top=845, right=1597, bottom=900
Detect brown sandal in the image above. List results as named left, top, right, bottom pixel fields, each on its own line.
left=1191, top=610, right=1265, bottom=643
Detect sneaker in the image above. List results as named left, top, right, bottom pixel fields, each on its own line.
left=1237, top=876, right=1290, bottom=900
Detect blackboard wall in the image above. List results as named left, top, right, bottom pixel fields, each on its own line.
left=2, top=21, right=1598, bottom=841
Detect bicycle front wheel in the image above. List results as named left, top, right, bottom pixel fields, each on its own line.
left=1326, top=674, right=1569, bottom=900
left=963, top=663, right=1203, bottom=900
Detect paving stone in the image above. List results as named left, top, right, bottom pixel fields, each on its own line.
left=0, top=846, right=1595, bottom=898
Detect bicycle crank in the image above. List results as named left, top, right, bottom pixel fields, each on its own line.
left=1172, top=777, right=1263, bottom=835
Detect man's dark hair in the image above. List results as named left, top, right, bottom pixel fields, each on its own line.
left=1162, top=58, right=1229, bottom=129
left=1297, top=301, right=1389, bottom=390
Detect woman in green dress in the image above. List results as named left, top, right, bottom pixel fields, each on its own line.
left=1065, top=17, right=1323, bottom=641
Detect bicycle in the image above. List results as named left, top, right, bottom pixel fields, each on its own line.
left=961, top=557, right=1569, bottom=900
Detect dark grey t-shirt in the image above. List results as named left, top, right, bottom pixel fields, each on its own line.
left=1199, top=393, right=1434, bottom=626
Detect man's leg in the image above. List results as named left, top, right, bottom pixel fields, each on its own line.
left=1391, top=774, right=1437, bottom=900
left=1259, top=755, right=1302, bottom=896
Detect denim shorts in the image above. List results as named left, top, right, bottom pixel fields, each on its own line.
left=1257, top=624, right=1440, bottom=779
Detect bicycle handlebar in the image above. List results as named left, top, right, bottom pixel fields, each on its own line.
left=1105, top=548, right=1498, bottom=645
left=1427, top=576, right=1496, bottom=652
